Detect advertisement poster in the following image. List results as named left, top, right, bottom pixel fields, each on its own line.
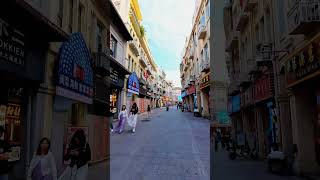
left=194, top=94, right=198, bottom=110
left=8, top=146, right=20, bottom=162
left=63, top=127, right=88, bottom=164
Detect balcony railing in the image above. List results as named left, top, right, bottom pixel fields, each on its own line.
left=225, top=30, right=239, bottom=52
left=288, top=0, right=320, bottom=35
left=189, top=46, right=195, bottom=59
left=92, top=52, right=109, bottom=76
left=139, top=49, right=148, bottom=67
left=201, top=59, right=210, bottom=72
left=198, top=24, right=207, bottom=40
left=234, top=7, right=249, bottom=31
left=129, top=38, right=139, bottom=56
left=243, top=0, right=257, bottom=12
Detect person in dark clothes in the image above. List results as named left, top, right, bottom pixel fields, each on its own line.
left=0, top=126, right=11, bottom=180
left=147, top=105, right=151, bottom=119
left=63, top=129, right=91, bottom=180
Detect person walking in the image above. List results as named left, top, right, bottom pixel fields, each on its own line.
left=115, top=105, right=128, bottom=134
left=28, top=138, right=57, bottom=180
left=147, top=105, right=151, bottom=119
left=61, top=129, right=91, bottom=180
left=128, top=103, right=139, bottom=133
left=0, top=126, right=11, bottom=180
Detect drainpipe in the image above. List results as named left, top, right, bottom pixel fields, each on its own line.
left=25, top=88, right=33, bottom=178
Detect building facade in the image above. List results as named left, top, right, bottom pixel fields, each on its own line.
left=224, top=0, right=320, bottom=176
left=180, top=0, right=210, bottom=118
left=0, top=0, right=133, bottom=179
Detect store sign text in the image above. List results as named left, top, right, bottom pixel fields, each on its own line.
left=286, top=41, right=320, bottom=86
left=0, top=18, right=25, bottom=66
left=110, top=68, right=119, bottom=84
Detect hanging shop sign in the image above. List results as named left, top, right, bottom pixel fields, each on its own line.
left=187, top=85, right=196, bottom=95
left=286, top=39, right=320, bottom=87
left=56, top=33, right=94, bottom=104
left=217, top=111, right=231, bottom=125
left=200, top=73, right=210, bottom=89
left=231, top=95, right=240, bottom=113
left=128, top=72, right=139, bottom=95
left=253, top=74, right=272, bottom=103
left=110, top=68, right=119, bottom=84
left=0, top=18, right=25, bottom=66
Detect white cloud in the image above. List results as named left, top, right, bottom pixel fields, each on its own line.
left=139, top=0, right=195, bottom=87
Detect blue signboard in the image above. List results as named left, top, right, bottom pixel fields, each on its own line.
left=128, top=72, right=139, bottom=95
left=56, top=32, right=93, bottom=104
left=232, top=95, right=240, bottom=113
left=217, top=111, right=231, bottom=124
left=181, top=91, right=187, bottom=98
left=178, top=96, right=182, bottom=101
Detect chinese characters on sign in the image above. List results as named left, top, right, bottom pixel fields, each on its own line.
left=286, top=40, right=320, bottom=86
left=56, top=33, right=94, bottom=104
left=110, top=68, right=119, bottom=84
left=200, top=73, right=210, bottom=89
left=0, top=18, right=25, bottom=66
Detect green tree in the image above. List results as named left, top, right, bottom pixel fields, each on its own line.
left=140, top=26, right=146, bottom=37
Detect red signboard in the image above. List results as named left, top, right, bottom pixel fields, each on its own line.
left=187, top=85, right=196, bottom=95
left=253, top=74, right=272, bottom=103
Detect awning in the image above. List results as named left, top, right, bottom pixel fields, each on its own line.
left=1, top=0, right=68, bottom=42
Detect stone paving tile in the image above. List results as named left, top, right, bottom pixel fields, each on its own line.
left=110, top=108, right=210, bottom=180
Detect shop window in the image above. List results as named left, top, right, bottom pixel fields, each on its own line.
left=110, top=35, right=118, bottom=58
left=96, top=23, right=103, bottom=52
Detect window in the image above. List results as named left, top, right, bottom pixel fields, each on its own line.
left=206, top=1, right=210, bottom=20
left=69, top=0, right=73, bottom=33
left=96, top=24, right=102, bottom=52
left=204, top=43, right=209, bottom=61
left=277, top=0, right=286, bottom=37
left=78, top=4, right=84, bottom=32
left=110, top=35, right=117, bottom=58
left=58, top=0, right=63, bottom=27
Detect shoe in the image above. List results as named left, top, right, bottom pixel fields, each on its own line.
left=111, top=129, right=114, bottom=133
left=132, top=129, right=135, bottom=133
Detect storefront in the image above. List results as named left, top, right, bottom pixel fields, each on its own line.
left=127, top=72, right=139, bottom=110
left=0, top=1, right=67, bottom=179
left=186, top=85, right=196, bottom=112
left=252, top=68, right=276, bottom=157
left=229, top=95, right=241, bottom=139
left=109, top=58, right=128, bottom=118
left=283, top=35, right=320, bottom=174
left=200, top=73, right=210, bottom=117
left=52, top=32, right=101, bottom=173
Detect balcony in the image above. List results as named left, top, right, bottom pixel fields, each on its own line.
left=189, top=46, right=195, bottom=59
left=225, top=30, right=239, bottom=52
left=243, top=0, right=257, bottom=12
left=198, top=24, right=207, bottom=40
left=147, top=64, right=152, bottom=74
left=239, top=72, right=251, bottom=87
left=92, top=52, right=109, bottom=76
left=288, top=0, right=320, bottom=35
left=139, top=50, right=148, bottom=67
left=234, top=8, right=249, bottom=31
left=201, top=59, right=210, bottom=72
left=129, top=38, right=140, bottom=56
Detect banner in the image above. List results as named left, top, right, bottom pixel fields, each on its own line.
left=56, top=32, right=94, bottom=104
left=127, top=72, right=139, bottom=95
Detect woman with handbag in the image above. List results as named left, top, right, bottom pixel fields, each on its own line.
left=61, top=129, right=91, bottom=180
left=28, top=138, right=57, bottom=180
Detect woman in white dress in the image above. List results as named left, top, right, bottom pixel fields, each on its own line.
left=128, top=103, right=139, bottom=133
left=28, top=138, right=57, bottom=180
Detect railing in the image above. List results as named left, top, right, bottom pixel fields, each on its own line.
left=92, top=52, right=109, bottom=72
left=198, top=24, right=207, bottom=39
left=201, top=59, right=210, bottom=72
left=287, top=0, right=320, bottom=34
left=243, top=0, right=258, bottom=12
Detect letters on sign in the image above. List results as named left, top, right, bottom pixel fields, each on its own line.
left=0, top=18, right=25, bottom=66
left=286, top=41, right=320, bottom=86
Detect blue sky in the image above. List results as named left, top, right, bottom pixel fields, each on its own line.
left=139, top=0, right=196, bottom=87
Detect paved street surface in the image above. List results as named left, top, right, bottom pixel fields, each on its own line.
left=212, top=147, right=304, bottom=180
left=110, top=107, right=210, bottom=180
left=88, top=161, right=109, bottom=180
